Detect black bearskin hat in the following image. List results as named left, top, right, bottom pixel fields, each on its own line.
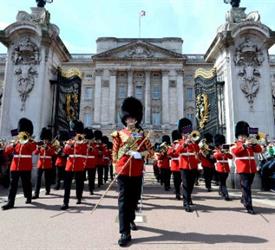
left=162, top=135, right=171, bottom=145
left=40, top=127, right=52, bottom=141
left=178, top=118, right=192, bottom=135
left=18, top=117, right=33, bottom=136
left=70, top=120, right=84, bottom=134
left=203, top=133, right=213, bottom=144
left=84, top=128, right=94, bottom=140
left=102, top=135, right=109, bottom=144
left=94, top=130, right=102, bottom=140
left=120, top=96, right=143, bottom=127
left=235, top=121, right=249, bottom=138
left=58, top=130, right=70, bottom=141
left=214, top=134, right=226, bottom=147
left=171, top=130, right=181, bottom=142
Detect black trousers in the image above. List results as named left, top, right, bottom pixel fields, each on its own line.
left=109, top=164, right=114, bottom=180
left=97, top=165, right=104, bottom=187
left=239, top=173, right=255, bottom=209
left=153, top=164, right=160, bottom=182
left=63, top=171, right=85, bottom=205
left=104, top=165, right=109, bottom=182
left=34, top=168, right=52, bottom=196
left=118, top=175, right=142, bottom=234
left=160, top=168, right=171, bottom=190
left=203, top=167, right=214, bottom=189
left=56, top=166, right=65, bottom=188
left=181, top=169, right=197, bottom=206
left=218, top=172, right=229, bottom=198
left=87, top=168, right=96, bottom=192
left=8, top=171, right=32, bottom=205
left=172, top=171, right=181, bottom=195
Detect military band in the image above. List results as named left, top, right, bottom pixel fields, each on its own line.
left=0, top=101, right=267, bottom=247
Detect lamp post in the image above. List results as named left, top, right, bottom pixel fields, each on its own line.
left=36, top=0, right=53, bottom=8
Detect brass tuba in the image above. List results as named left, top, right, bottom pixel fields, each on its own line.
left=190, top=130, right=201, bottom=142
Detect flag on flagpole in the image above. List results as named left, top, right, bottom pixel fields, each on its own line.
left=140, top=10, right=146, bottom=16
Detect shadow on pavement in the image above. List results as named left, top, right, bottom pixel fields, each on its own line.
left=133, top=226, right=268, bottom=245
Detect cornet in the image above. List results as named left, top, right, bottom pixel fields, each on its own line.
left=18, top=131, right=30, bottom=144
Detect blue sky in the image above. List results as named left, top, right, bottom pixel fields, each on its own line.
left=0, top=0, right=275, bottom=54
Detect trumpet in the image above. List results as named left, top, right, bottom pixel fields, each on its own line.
left=75, top=134, right=85, bottom=143
left=18, top=131, right=30, bottom=144
left=184, top=130, right=201, bottom=144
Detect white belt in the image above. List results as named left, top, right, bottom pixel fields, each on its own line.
left=69, top=154, right=86, bottom=158
left=217, top=160, right=228, bottom=163
left=39, top=156, right=52, bottom=159
left=235, top=157, right=255, bottom=160
left=87, top=156, right=95, bottom=159
left=180, top=153, right=195, bottom=156
left=103, top=157, right=109, bottom=160
left=171, top=158, right=179, bottom=161
left=14, top=155, right=32, bottom=158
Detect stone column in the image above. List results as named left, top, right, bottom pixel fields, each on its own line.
left=144, top=70, right=151, bottom=124
left=127, top=70, right=133, bottom=96
left=94, top=69, right=103, bottom=124
left=109, top=69, right=117, bottom=125
left=176, top=69, right=184, bottom=119
left=161, top=70, right=169, bottom=124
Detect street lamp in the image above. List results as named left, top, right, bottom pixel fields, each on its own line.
left=36, top=0, right=53, bottom=8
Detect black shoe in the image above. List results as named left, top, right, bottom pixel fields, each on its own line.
left=225, top=197, right=231, bottom=201
left=176, top=194, right=181, bottom=200
left=189, top=200, right=194, bottom=205
left=32, top=195, right=39, bottom=199
left=61, top=204, right=69, bottom=210
left=2, top=203, right=14, bottom=210
left=184, top=205, right=192, bottom=212
left=247, top=208, right=256, bottom=214
left=76, top=200, right=81, bottom=204
left=55, top=184, right=60, bottom=190
left=130, top=222, right=138, bottom=231
left=25, top=199, right=32, bottom=204
left=90, top=191, right=94, bottom=195
left=207, top=188, right=212, bottom=192
left=118, top=233, right=131, bottom=247
left=45, top=191, right=50, bottom=195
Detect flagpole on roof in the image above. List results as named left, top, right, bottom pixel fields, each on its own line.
left=139, top=10, right=146, bottom=38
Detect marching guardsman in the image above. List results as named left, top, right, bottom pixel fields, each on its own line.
left=111, top=97, right=153, bottom=247
left=54, top=131, right=69, bottom=190
left=153, top=143, right=161, bottom=183
left=199, top=133, right=216, bottom=192
left=102, top=135, right=111, bottom=183
left=33, top=128, right=56, bottom=199
left=175, top=118, right=200, bottom=212
left=84, top=127, right=98, bottom=195
left=167, top=130, right=182, bottom=200
left=107, top=141, right=114, bottom=181
left=61, top=120, right=87, bottom=210
left=213, top=134, right=233, bottom=201
left=231, top=121, right=262, bottom=214
left=155, top=135, right=171, bottom=191
left=94, top=130, right=105, bottom=187
left=2, top=118, right=37, bottom=210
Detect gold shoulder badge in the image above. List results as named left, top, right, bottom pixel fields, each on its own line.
left=196, top=93, right=210, bottom=129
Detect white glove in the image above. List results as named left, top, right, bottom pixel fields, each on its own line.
left=128, top=150, right=142, bottom=159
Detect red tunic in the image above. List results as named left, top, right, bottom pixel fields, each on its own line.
left=85, top=141, right=98, bottom=169
left=175, top=138, right=200, bottom=170
left=94, top=142, right=106, bottom=166
left=213, top=149, right=233, bottom=173
left=34, top=143, right=56, bottom=169
left=5, top=140, right=37, bottom=171
left=112, top=128, right=153, bottom=177
left=63, top=140, right=87, bottom=172
left=167, top=142, right=180, bottom=172
left=231, top=140, right=262, bottom=174
left=199, top=153, right=215, bottom=168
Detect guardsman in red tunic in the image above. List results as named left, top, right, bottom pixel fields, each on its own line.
left=155, top=135, right=171, bottom=191
left=231, top=121, right=262, bottom=214
left=61, top=120, right=87, bottom=210
left=102, top=135, right=111, bottom=183
left=2, top=118, right=36, bottom=210
left=83, top=127, right=98, bottom=195
left=167, top=130, right=182, bottom=200
left=199, top=133, right=216, bottom=192
left=33, top=128, right=56, bottom=199
left=94, top=130, right=105, bottom=187
left=111, top=97, right=153, bottom=247
left=54, top=131, right=69, bottom=190
left=213, top=134, right=233, bottom=201
left=175, top=118, right=200, bottom=212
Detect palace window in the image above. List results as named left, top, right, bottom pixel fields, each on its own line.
left=152, top=84, right=161, bottom=100
left=186, top=87, right=193, bottom=101
left=152, top=112, right=161, bottom=126
left=84, top=87, right=93, bottom=101
left=118, top=85, right=127, bottom=99
left=83, top=112, right=93, bottom=127
left=135, top=85, right=143, bottom=101
left=186, top=113, right=194, bottom=123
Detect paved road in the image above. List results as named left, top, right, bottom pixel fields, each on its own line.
left=0, top=165, right=275, bottom=250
